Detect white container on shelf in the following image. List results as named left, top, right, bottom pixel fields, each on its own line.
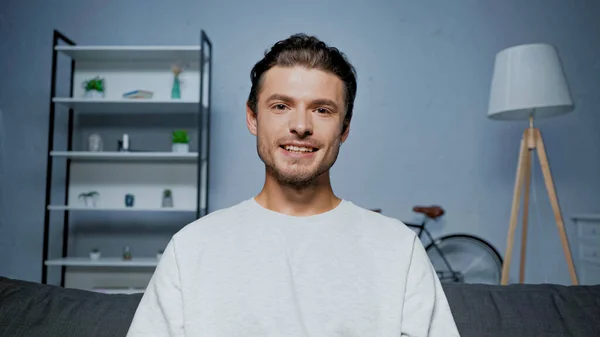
left=84, top=90, right=105, bottom=99
left=172, top=143, right=189, bottom=153
left=89, top=250, right=101, bottom=260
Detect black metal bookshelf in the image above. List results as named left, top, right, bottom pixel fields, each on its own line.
left=41, top=29, right=212, bottom=287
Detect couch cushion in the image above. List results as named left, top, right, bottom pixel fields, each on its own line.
left=443, top=283, right=600, bottom=337
left=0, top=276, right=142, bottom=337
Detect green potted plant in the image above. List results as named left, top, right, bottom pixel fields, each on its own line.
left=78, top=191, right=99, bottom=207
left=172, top=130, right=189, bottom=153
left=82, top=76, right=105, bottom=99
left=89, top=248, right=101, bottom=260
left=162, top=189, right=173, bottom=207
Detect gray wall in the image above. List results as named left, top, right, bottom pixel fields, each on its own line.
left=1, top=0, right=599, bottom=285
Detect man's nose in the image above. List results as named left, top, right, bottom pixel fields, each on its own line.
left=288, top=109, right=313, bottom=137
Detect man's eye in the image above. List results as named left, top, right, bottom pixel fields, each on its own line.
left=316, top=108, right=330, bottom=114
left=274, top=104, right=287, bottom=110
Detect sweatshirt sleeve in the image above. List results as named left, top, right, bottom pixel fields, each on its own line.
left=127, top=238, right=185, bottom=337
left=401, top=236, right=461, bottom=337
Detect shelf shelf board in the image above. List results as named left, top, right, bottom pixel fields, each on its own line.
left=47, top=205, right=197, bottom=212
left=50, top=151, right=198, bottom=162
left=45, top=257, right=158, bottom=267
left=53, top=97, right=200, bottom=114
left=55, top=45, right=201, bottom=62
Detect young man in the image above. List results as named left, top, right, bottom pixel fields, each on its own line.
left=127, top=34, right=460, bottom=337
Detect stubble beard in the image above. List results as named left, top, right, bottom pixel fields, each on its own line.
left=257, top=138, right=340, bottom=188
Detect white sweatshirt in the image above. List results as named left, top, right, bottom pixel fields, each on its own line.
left=127, top=198, right=461, bottom=337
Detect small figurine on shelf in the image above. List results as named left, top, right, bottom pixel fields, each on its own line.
left=171, top=130, right=189, bottom=153
left=125, top=194, right=135, bottom=207
left=82, top=76, right=105, bottom=99
left=123, top=246, right=132, bottom=260
left=89, top=248, right=101, bottom=260
left=117, top=134, right=130, bottom=152
left=78, top=191, right=99, bottom=207
left=171, top=64, right=182, bottom=99
left=162, top=189, right=173, bottom=208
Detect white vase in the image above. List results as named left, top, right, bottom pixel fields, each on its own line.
left=172, top=143, right=189, bottom=153
left=88, top=134, right=103, bottom=152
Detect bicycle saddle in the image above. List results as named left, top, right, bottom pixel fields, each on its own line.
left=413, top=205, right=445, bottom=219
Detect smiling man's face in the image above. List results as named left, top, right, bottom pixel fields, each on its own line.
left=246, top=65, right=350, bottom=187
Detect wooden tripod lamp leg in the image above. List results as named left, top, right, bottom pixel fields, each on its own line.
left=519, top=147, right=532, bottom=283
left=501, top=136, right=529, bottom=285
left=533, top=129, right=579, bottom=285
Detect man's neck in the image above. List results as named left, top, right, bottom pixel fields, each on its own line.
left=254, top=171, right=341, bottom=217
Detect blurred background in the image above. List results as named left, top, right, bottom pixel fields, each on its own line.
left=1, top=0, right=599, bottom=292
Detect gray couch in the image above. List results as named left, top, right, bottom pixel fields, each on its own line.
left=1, top=276, right=599, bottom=336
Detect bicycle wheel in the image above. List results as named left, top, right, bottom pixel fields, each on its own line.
left=425, top=234, right=503, bottom=284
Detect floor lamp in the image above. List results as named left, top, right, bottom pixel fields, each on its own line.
left=487, top=43, right=579, bottom=285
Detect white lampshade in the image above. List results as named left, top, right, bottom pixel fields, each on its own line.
left=487, top=43, right=574, bottom=120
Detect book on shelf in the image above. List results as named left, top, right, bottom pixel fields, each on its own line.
left=122, top=90, right=154, bottom=99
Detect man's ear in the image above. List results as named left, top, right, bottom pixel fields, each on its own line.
left=340, top=119, right=350, bottom=143
left=246, top=104, right=258, bottom=136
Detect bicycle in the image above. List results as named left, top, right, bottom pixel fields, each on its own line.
left=375, top=206, right=504, bottom=284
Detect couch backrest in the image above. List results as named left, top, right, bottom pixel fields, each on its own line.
left=443, top=283, right=600, bottom=337
left=0, top=277, right=142, bottom=337
left=1, top=277, right=600, bottom=337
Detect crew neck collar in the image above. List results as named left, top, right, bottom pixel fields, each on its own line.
left=246, top=197, right=350, bottom=222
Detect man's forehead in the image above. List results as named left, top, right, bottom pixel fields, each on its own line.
left=259, top=66, right=344, bottom=101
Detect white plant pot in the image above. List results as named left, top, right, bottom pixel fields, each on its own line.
left=172, top=143, right=189, bottom=153
left=89, top=251, right=101, bottom=260
left=84, top=90, right=105, bottom=99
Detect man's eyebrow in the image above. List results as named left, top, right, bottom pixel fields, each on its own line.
left=266, top=94, right=295, bottom=103
left=266, top=94, right=340, bottom=111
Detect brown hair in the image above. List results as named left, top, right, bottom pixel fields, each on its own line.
left=247, top=33, right=358, bottom=132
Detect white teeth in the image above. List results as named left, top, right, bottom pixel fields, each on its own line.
left=284, top=145, right=314, bottom=153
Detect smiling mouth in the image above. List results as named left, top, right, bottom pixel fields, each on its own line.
left=280, top=145, right=318, bottom=153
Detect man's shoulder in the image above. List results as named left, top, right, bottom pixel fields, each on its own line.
left=172, top=198, right=253, bottom=239
left=343, top=201, right=417, bottom=243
